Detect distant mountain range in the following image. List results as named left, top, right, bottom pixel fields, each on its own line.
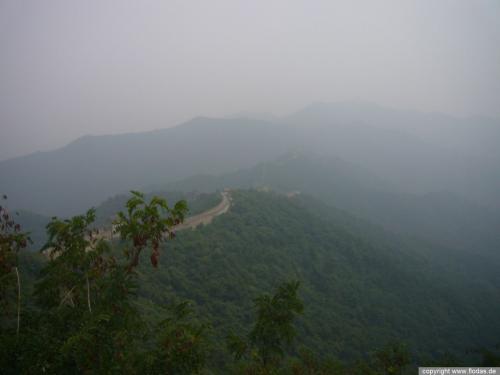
left=0, top=117, right=288, bottom=215
left=1, top=101, right=499, bottom=216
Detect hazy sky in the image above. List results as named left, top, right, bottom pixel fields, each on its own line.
left=1, top=0, right=499, bottom=160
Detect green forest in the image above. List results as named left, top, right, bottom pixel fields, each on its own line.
left=2, top=190, right=500, bottom=374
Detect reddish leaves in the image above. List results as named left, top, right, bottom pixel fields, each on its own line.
left=150, top=251, right=159, bottom=268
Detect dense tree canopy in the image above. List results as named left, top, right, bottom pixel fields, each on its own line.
left=1, top=190, right=498, bottom=374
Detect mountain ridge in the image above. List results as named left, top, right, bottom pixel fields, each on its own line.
left=2, top=102, right=499, bottom=216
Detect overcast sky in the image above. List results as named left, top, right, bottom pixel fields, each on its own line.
left=1, top=0, right=499, bottom=160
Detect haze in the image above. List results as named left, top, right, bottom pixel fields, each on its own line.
left=1, top=0, right=499, bottom=160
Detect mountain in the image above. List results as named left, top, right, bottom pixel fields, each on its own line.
left=288, top=101, right=500, bottom=159
left=286, top=102, right=500, bottom=205
left=135, top=190, right=500, bottom=365
left=0, top=117, right=289, bottom=216
left=2, top=102, right=499, bottom=216
left=158, top=154, right=500, bottom=256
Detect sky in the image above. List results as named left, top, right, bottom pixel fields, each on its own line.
left=1, top=0, right=499, bottom=160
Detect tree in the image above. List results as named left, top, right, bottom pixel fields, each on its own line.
left=228, top=280, right=304, bottom=373
left=146, top=301, right=208, bottom=374
left=32, top=208, right=137, bottom=372
left=0, top=195, right=31, bottom=335
left=373, top=342, right=411, bottom=375
left=0, top=191, right=211, bottom=374
left=114, top=190, right=187, bottom=272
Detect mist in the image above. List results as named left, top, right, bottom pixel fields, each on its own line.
left=4, top=1, right=500, bottom=370
left=1, top=0, right=499, bottom=160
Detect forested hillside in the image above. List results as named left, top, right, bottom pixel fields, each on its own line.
left=158, top=154, right=500, bottom=256
left=3, top=189, right=500, bottom=373
left=136, top=190, right=500, bottom=367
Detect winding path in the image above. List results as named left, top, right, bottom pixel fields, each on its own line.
left=175, top=191, right=231, bottom=231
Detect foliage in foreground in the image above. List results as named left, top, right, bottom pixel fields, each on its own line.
left=0, top=192, right=208, bottom=374
left=1, top=191, right=498, bottom=374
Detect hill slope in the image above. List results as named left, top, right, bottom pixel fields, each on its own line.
left=136, top=190, right=500, bottom=365
left=159, top=154, right=500, bottom=256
